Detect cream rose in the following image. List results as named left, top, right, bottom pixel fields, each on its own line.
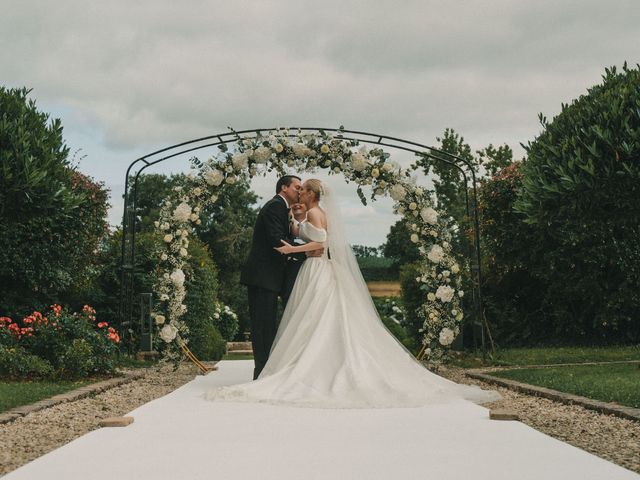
left=205, top=169, right=224, bottom=186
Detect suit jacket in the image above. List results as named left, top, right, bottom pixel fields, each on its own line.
left=241, top=195, right=294, bottom=293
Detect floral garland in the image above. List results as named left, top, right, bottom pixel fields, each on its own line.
left=153, top=128, right=464, bottom=365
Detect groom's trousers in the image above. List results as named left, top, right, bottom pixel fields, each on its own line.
left=247, top=286, right=279, bottom=380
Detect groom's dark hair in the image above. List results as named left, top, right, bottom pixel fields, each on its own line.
left=276, top=175, right=301, bottom=194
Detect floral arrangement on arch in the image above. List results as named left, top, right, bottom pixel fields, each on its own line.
left=153, top=127, right=464, bottom=365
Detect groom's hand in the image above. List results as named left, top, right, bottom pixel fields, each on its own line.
left=306, top=248, right=324, bottom=258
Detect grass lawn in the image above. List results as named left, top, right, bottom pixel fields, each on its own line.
left=0, top=379, right=96, bottom=413
left=452, top=345, right=640, bottom=368
left=491, top=363, right=640, bottom=408
left=222, top=353, right=254, bottom=361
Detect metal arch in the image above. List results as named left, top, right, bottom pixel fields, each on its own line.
left=118, top=128, right=486, bottom=357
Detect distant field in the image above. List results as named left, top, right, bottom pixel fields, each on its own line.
left=367, top=281, right=401, bottom=297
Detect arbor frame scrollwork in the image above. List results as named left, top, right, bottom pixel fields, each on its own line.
left=118, top=127, right=487, bottom=363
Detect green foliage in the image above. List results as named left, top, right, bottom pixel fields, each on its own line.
left=0, top=305, right=119, bottom=380
left=195, top=181, right=258, bottom=339
left=492, top=363, right=640, bottom=408
left=399, top=262, right=424, bottom=346
left=357, top=256, right=396, bottom=281
left=382, top=219, right=420, bottom=274
left=373, top=297, right=416, bottom=351
left=212, top=302, right=239, bottom=342
left=478, top=163, right=545, bottom=344
left=182, top=237, right=221, bottom=358
left=0, top=345, right=54, bottom=379
left=193, top=322, right=227, bottom=361
left=352, top=244, right=381, bottom=258
left=509, top=64, right=640, bottom=344
left=0, top=87, right=109, bottom=316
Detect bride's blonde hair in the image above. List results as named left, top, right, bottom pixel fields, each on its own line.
left=305, top=179, right=323, bottom=201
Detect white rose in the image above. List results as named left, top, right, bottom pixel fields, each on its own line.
left=409, top=202, right=417, bottom=211
left=350, top=152, right=367, bottom=171
left=226, top=175, right=236, bottom=184
left=425, top=347, right=432, bottom=356
left=451, top=264, right=460, bottom=274
left=442, top=270, right=450, bottom=277
left=192, top=187, right=202, bottom=196
left=210, top=194, right=219, bottom=203
left=371, top=168, right=380, bottom=178
left=390, top=184, right=406, bottom=201
left=379, top=180, right=387, bottom=188
left=204, top=169, right=224, bottom=186
left=427, top=292, right=436, bottom=301
left=458, top=290, right=465, bottom=298
left=160, top=253, right=168, bottom=261
left=427, top=244, right=445, bottom=263
left=170, top=269, right=185, bottom=287
left=420, top=207, right=438, bottom=225
left=154, top=221, right=160, bottom=228
left=163, top=234, right=173, bottom=243
left=173, top=202, right=192, bottom=222
left=252, top=146, right=272, bottom=163
left=160, top=294, right=169, bottom=301
left=173, top=186, right=182, bottom=192
left=435, top=285, right=455, bottom=303
left=190, top=213, right=198, bottom=222
left=154, top=314, right=166, bottom=325
left=410, top=233, right=419, bottom=243
left=159, top=324, right=178, bottom=343
left=320, top=144, right=330, bottom=154
left=382, top=162, right=393, bottom=173
left=275, top=143, right=284, bottom=153
left=179, top=248, right=188, bottom=257
left=232, top=152, right=249, bottom=170
left=415, top=187, right=424, bottom=196
left=439, top=327, right=455, bottom=346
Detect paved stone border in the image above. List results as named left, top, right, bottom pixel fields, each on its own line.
left=466, top=368, right=640, bottom=422
left=0, top=372, right=145, bottom=425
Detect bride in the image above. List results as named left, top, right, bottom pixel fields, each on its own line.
left=205, top=179, right=499, bottom=408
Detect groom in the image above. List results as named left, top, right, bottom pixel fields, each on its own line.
left=240, top=175, right=311, bottom=380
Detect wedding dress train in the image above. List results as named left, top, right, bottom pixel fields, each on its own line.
left=204, top=187, right=499, bottom=408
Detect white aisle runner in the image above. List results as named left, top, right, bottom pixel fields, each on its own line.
left=4, top=360, right=638, bottom=480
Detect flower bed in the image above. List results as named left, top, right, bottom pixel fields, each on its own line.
left=0, top=305, right=119, bottom=379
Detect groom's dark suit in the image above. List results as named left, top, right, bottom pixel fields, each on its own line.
left=240, top=194, right=304, bottom=379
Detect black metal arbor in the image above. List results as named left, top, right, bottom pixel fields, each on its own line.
left=118, top=128, right=487, bottom=356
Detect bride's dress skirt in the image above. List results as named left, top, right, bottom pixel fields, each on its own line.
left=204, top=257, right=500, bottom=408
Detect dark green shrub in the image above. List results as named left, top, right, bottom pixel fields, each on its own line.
left=0, top=87, right=109, bottom=316
left=512, top=64, right=640, bottom=344
left=0, top=344, right=53, bottom=379
left=60, top=339, right=94, bottom=378
left=478, top=163, right=547, bottom=345
left=194, top=322, right=227, bottom=361
left=182, top=237, right=221, bottom=358
left=399, top=262, right=424, bottom=346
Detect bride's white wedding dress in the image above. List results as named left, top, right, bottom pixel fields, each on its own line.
left=204, top=185, right=499, bottom=408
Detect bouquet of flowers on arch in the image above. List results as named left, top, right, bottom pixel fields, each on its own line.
left=152, top=127, right=465, bottom=365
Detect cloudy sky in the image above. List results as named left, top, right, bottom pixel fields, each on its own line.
left=2, top=0, right=638, bottom=246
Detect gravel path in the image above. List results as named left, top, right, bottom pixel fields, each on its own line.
left=0, top=363, right=200, bottom=476
left=439, top=365, right=640, bottom=474
left=1, top=363, right=639, bottom=476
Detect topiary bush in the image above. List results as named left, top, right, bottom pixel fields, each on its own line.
left=511, top=64, right=640, bottom=344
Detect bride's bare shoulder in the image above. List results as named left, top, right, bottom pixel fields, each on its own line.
left=306, top=207, right=327, bottom=230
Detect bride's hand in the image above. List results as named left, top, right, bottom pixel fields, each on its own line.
left=275, top=240, right=293, bottom=255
